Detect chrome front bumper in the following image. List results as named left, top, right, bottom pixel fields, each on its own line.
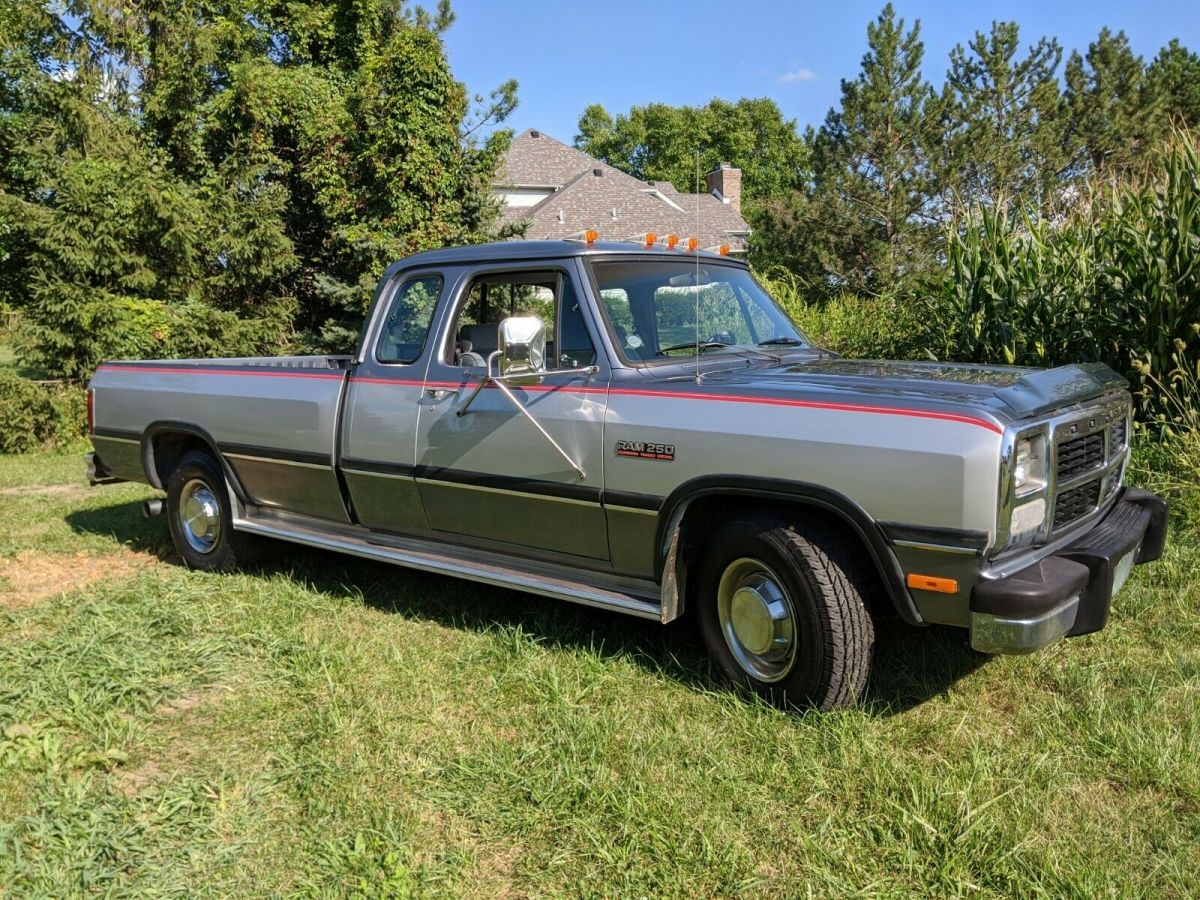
left=971, top=593, right=1082, bottom=655
left=969, top=488, right=1168, bottom=655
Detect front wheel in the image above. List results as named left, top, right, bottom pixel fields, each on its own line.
left=166, top=449, right=262, bottom=572
left=696, top=515, right=876, bottom=710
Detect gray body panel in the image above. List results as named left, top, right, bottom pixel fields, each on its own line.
left=87, top=241, right=1136, bottom=631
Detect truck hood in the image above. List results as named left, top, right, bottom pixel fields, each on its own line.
left=690, top=357, right=1130, bottom=422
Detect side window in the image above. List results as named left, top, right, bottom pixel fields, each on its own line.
left=377, top=274, right=443, bottom=364
left=557, top=278, right=596, bottom=368
left=448, top=271, right=595, bottom=369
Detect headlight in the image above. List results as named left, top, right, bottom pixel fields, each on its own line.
left=1013, top=436, right=1046, bottom=497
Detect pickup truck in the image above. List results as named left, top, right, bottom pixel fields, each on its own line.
left=86, top=239, right=1168, bottom=710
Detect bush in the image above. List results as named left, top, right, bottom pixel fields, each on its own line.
left=761, top=269, right=933, bottom=360
left=1128, top=352, right=1200, bottom=531
left=0, top=371, right=86, bottom=454
left=13, top=295, right=295, bottom=376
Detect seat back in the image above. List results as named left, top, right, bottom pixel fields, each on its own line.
left=460, top=322, right=499, bottom=360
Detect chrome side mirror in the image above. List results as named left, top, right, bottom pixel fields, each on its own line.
left=497, top=316, right=547, bottom=377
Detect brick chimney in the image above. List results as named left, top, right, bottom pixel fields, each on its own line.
left=705, top=162, right=742, bottom=215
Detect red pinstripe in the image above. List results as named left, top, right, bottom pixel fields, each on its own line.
left=95, top=364, right=1004, bottom=434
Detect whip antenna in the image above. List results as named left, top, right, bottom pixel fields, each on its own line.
left=694, top=150, right=701, bottom=383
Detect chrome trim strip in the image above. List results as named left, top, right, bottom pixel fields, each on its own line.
left=413, top=476, right=600, bottom=507
left=224, top=452, right=330, bottom=471
left=92, top=434, right=139, bottom=444
left=892, top=539, right=980, bottom=555
left=233, top=515, right=661, bottom=620
left=342, top=466, right=412, bottom=481
left=605, top=504, right=659, bottom=516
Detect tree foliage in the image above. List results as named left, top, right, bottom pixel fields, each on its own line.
left=577, top=8, right=1199, bottom=303
left=936, top=21, right=1069, bottom=214
left=574, top=97, right=809, bottom=208
left=1064, top=28, right=1164, bottom=175
left=755, top=4, right=939, bottom=296
left=0, top=0, right=516, bottom=376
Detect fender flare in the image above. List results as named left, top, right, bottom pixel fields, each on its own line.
left=140, top=420, right=251, bottom=506
left=654, top=475, right=924, bottom=626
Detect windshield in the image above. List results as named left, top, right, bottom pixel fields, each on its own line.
left=589, top=259, right=807, bottom=363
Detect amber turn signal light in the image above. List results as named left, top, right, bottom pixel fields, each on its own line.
left=906, top=573, right=959, bottom=594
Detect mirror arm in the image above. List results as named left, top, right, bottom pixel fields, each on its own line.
left=455, top=351, right=501, bottom=418
left=454, top=353, right=593, bottom=479
left=490, top=378, right=586, bottom=479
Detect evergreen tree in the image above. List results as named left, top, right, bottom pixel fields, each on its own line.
left=1064, top=28, right=1164, bottom=174
left=938, top=21, right=1069, bottom=215
left=1147, top=39, right=1200, bottom=129
left=757, top=4, right=939, bottom=295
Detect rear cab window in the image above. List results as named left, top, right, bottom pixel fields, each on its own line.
left=376, top=274, right=444, bottom=364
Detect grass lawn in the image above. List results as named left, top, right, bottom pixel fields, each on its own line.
left=0, top=448, right=1197, bottom=896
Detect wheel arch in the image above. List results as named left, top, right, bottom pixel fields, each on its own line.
left=141, top=421, right=250, bottom=505
left=655, top=475, right=923, bottom=626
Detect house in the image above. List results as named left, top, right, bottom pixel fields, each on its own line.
left=495, top=129, right=751, bottom=252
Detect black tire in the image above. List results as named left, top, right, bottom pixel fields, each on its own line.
left=165, top=449, right=262, bottom=572
left=695, top=514, right=875, bottom=710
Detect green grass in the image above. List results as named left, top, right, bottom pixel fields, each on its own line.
left=0, top=450, right=1197, bottom=896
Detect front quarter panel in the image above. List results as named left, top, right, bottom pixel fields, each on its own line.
left=603, top=380, right=1003, bottom=585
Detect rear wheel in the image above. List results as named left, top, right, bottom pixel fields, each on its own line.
left=166, top=450, right=262, bottom=572
left=696, top=514, right=875, bottom=710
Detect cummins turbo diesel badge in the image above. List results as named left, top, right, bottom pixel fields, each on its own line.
left=615, top=439, right=675, bottom=461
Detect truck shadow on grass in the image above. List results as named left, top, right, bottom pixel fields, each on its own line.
left=68, top=500, right=987, bottom=716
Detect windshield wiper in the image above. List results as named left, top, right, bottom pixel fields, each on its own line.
left=656, top=341, right=730, bottom=356
left=757, top=336, right=804, bottom=346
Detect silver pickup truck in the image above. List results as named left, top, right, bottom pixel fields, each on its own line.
left=86, top=240, right=1168, bottom=709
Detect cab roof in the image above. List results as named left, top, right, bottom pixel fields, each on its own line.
left=391, top=239, right=749, bottom=270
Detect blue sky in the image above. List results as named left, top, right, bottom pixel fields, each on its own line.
left=444, top=1, right=1199, bottom=142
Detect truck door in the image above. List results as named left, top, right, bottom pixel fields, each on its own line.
left=340, top=269, right=445, bottom=534
left=413, top=261, right=612, bottom=561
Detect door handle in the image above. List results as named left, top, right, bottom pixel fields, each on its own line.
left=425, top=388, right=449, bottom=400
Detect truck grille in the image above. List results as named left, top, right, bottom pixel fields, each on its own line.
left=1056, top=432, right=1104, bottom=481
left=1111, top=418, right=1128, bottom=452
left=1053, top=480, right=1100, bottom=529
left=1049, top=400, right=1130, bottom=531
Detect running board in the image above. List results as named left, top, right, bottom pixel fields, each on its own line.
left=234, top=516, right=663, bottom=621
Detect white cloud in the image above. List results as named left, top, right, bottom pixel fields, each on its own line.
left=776, top=67, right=815, bottom=84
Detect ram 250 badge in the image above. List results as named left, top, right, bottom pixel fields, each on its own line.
left=86, top=239, right=1168, bottom=710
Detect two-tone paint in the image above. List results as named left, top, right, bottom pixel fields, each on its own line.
left=87, top=240, right=1139, bottom=633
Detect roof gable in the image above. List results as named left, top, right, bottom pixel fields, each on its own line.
left=496, top=129, right=751, bottom=249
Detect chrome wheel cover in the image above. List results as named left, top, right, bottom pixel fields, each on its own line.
left=179, top=479, right=222, bottom=555
left=717, top=557, right=798, bottom=683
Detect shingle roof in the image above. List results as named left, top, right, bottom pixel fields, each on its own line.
left=496, top=129, right=750, bottom=251
left=498, top=129, right=600, bottom=187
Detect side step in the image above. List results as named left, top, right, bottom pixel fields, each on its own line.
left=234, top=515, right=664, bottom=621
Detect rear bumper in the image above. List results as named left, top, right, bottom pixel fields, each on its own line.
left=969, top=488, right=1168, bottom=654
left=85, top=450, right=124, bottom=486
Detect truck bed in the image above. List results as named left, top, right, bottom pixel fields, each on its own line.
left=89, top=356, right=353, bottom=522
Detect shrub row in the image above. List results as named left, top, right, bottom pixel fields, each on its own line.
left=0, top=370, right=87, bottom=454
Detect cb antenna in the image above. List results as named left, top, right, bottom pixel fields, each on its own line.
left=694, top=150, right=701, bottom=384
